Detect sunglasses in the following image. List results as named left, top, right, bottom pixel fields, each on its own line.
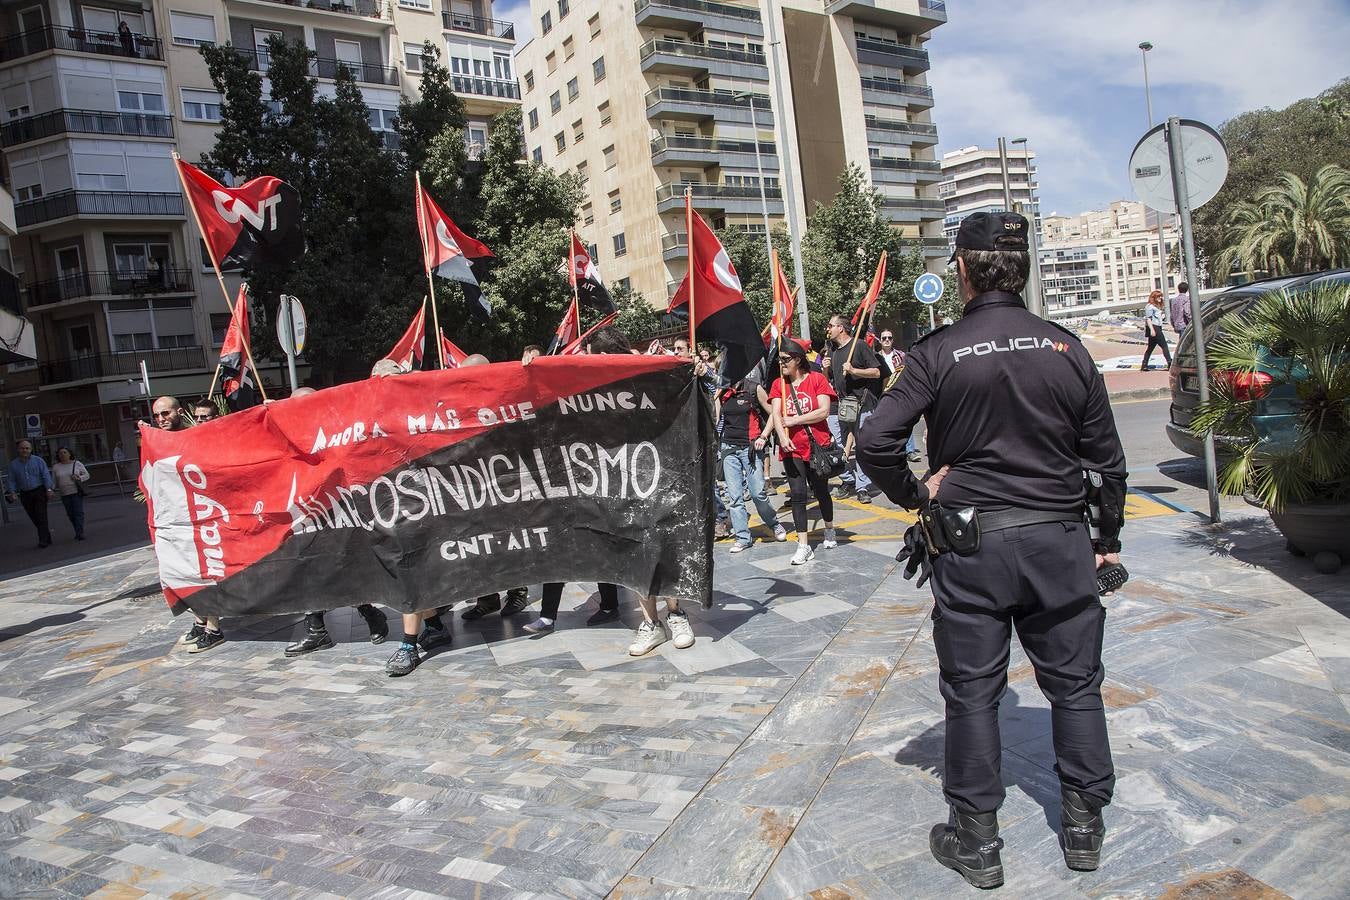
left=880, top=335, right=893, bottom=340
left=153, top=410, right=176, bottom=418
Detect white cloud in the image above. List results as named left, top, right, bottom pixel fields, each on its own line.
left=496, top=0, right=536, bottom=55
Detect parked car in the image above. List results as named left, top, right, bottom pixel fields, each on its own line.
left=1166, top=269, right=1350, bottom=458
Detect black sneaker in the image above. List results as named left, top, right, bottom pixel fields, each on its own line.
left=501, top=588, right=530, bottom=616
left=586, top=607, right=620, bottom=626
left=907, top=451, right=923, bottom=463
left=461, top=593, right=501, bottom=621
left=831, top=485, right=854, bottom=500
left=179, top=621, right=206, bottom=645
left=187, top=629, right=225, bottom=655
left=385, top=643, right=419, bottom=677
left=357, top=604, right=389, bottom=644
left=418, top=619, right=451, bottom=651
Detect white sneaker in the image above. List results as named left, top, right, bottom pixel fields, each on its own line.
left=773, top=524, right=787, bottom=542
left=628, top=619, right=668, bottom=656
left=730, top=541, right=752, bottom=553
left=821, top=527, right=838, bottom=549
left=791, top=544, right=814, bottom=565
left=666, top=611, right=695, bottom=649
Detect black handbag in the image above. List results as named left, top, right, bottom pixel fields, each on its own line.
left=787, top=379, right=845, bottom=479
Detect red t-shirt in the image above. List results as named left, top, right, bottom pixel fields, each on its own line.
left=769, top=372, right=836, bottom=461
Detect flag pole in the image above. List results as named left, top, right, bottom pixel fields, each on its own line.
left=173, top=152, right=268, bottom=401
left=684, top=189, right=696, bottom=360
left=844, top=250, right=886, bottom=372
left=206, top=364, right=221, bottom=399
left=416, top=171, right=447, bottom=370
left=569, top=228, right=582, bottom=340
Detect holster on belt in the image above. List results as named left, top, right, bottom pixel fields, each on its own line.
left=920, top=502, right=981, bottom=557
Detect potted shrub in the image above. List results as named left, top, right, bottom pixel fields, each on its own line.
left=1190, top=281, right=1350, bottom=572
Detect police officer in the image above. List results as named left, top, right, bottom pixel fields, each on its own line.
left=857, top=211, right=1126, bottom=888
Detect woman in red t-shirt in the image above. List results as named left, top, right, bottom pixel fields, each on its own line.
left=770, top=340, right=838, bottom=564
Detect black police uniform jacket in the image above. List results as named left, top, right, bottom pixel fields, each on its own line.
left=856, top=291, right=1127, bottom=526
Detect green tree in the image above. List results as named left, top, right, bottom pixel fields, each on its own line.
left=395, top=43, right=467, bottom=177
left=1215, top=164, right=1350, bottom=277
left=612, top=283, right=663, bottom=344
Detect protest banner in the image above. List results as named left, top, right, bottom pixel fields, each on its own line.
left=140, top=357, right=715, bottom=617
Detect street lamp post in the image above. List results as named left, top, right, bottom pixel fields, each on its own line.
left=997, top=136, right=1014, bottom=211
left=1011, top=137, right=1044, bottom=318
left=762, top=0, right=811, bottom=340
left=733, top=91, right=775, bottom=273
left=1140, top=41, right=1173, bottom=295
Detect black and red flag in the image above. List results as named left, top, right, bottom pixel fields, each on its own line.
left=175, top=158, right=303, bottom=272
left=219, top=285, right=258, bottom=410
left=139, top=357, right=716, bottom=617
left=668, top=204, right=764, bottom=384
left=546, top=301, right=579, bottom=355
left=560, top=311, right=619, bottom=356
left=387, top=301, right=469, bottom=370
left=416, top=176, right=493, bottom=319
left=568, top=233, right=616, bottom=314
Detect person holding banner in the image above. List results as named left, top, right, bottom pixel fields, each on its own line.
left=770, top=341, right=838, bottom=565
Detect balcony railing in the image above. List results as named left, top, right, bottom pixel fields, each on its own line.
left=451, top=74, right=520, bottom=100
left=237, top=49, right=397, bottom=85
left=864, top=116, right=938, bottom=138
left=881, top=197, right=945, bottom=213
left=860, top=77, right=934, bottom=100
left=1, top=108, right=173, bottom=147
left=645, top=87, right=770, bottom=111
left=640, top=38, right=767, bottom=68
left=661, top=232, right=688, bottom=252
left=39, top=346, right=206, bottom=387
left=15, top=191, right=184, bottom=227
left=22, top=268, right=194, bottom=307
left=0, top=25, right=163, bottom=64
left=0, top=268, right=20, bottom=317
left=651, top=135, right=775, bottom=156
left=636, top=0, right=761, bottom=22
left=441, top=11, right=516, bottom=39
left=255, top=0, right=384, bottom=17
left=855, top=38, right=929, bottom=67
left=656, top=182, right=783, bottom=203
left=870, top=156, right=941, bottom=172
left=378, top=130, right=401, bottom=150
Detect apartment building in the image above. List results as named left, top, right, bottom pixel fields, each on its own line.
left=938, top=143, right=1040, bottom=243
left=515, top=0, right=949, bottom=305
left=1039, top=200, right=1179, bottom=319
left=0, top=0, right=519, bottom=461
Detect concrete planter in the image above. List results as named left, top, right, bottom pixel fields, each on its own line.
left=1255, top=496, right=1350, bottom=573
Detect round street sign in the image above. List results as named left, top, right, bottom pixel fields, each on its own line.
left=1129, top=119, right=1228, bottom=214
left=276, top=295, right=307, bottom=356
left=914, top=272, right=945, bottom=305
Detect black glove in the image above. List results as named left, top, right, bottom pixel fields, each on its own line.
left=895, top=522, right=934, bottom=589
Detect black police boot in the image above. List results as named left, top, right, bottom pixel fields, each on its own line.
left=284, top=613, right=334, bottom=657
left=1060, top=788, right=1106, bottom=871
left=356, top=604, right=388, bottom=644
left=930, top=808, right=1004, bottom=889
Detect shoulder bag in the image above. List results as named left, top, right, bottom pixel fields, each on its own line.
left=787, top=378, right=845, bottom=479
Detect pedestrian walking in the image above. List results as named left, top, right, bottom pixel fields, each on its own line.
left=1140, top=290, right=1172, bottom=370
left=770, top=340, right=838, bottom=565
left=858, top=211, right=1126, bottom=888
left=50, top=447, right=91, bottom=541
left=5, top=440, right=54, bottom=548
left=878, top=331, right=921, bottom=462
left=823, top=314, right=883, bottom=503
left=716, top=370, right=786, bottom=552
left=1168, top=281, right=1191, bottom=333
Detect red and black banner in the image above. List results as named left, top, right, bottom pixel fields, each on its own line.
left=139, top=357, right=716, bottom=618
left=177, top=159, right=304, bottom=273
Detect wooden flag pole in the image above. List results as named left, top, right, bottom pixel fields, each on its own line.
left=206, top=363, right=222, bottom=399
left=844, top=250, right=887, bottom=372
left=415, top=171, right=447, bottom=370
left=684, top=188, right=696, bottom=360
left=569, top=228, right=582, bottom=336
left=173, top=151, right=269, bottom=401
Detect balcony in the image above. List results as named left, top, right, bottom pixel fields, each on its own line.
left=636, top=0, right=762, bottom=37
left=860, top=76, right=934, bottom=109
left=451, top=74, right=520, bottom=101
left=662, top=232, right=688, bottom=262
left=864, top=114, right=938, bottom=147
left=0, top=26, right=163, bottom=65
left=880, top=195, right=945, bottom=223
left=854, top=38, right=929, bottom=74
left=655, top=182, right=783, bottom=216
left=22, top=268, right=194, bottom=309
left=15, top=191, right=184, bottom=228
left=826, top=0, right=947, bottom=32
left=442, top=11, right=516, bottom=40
left=248, top=0, right=386, bottom=18
left=0, top=267, right=20, bottom=317
left=639, top=38, right=766, bottom=78
left=39, top=346, right=207, bottom=387
left=644, top=87, right=772, bottom=125
left=870, top=155, right=942, bottom=185
left=651, top=134, right=777, bottom=169
left=237, top=48, right=397, bottom=85
left=1, top=109, right=173, bottom=147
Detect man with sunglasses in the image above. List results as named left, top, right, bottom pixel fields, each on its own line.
left=152, top=396, right=189, bottom=432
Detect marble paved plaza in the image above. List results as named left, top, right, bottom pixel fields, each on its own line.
left=0, top=498, right=1347, bottom=898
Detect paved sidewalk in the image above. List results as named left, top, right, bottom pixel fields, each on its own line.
left=0, top=496, right=1345, bottom=898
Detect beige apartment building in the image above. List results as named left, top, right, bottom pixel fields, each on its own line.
left=938, top=143, right=1040, bottom=244
left=515, top=0, right=949, bottom=305
left=0, top=0, right=520, bottom=463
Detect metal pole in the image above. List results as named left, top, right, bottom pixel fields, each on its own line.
left=927, top=305, right=936, bottom=333
left=1166, top=117, right=1221, bottom=524
left=763, top=0, right=810, bottom=340
left=279, top=297, right=299, bottom=393
left=1140, top=43, right=1172, bottom=297
left=1140, top=43, right=1154, bottom=127
left=997, top=136, right=1013, bottom=212
left=1015, top=200, right=1046, bottom=319
left=745, top=95, right=774, bottom=272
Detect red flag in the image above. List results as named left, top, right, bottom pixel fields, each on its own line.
left=568, top=232, right=616, bottom=313
left=415, top=174, right=492, bottom=317
left=851, top=251, right=888, bottom=329
left=561, top=311, right=618, bottom=355
left=219, top=285, right=257, bottom=408
left=176, top=158, right=303, bottom=272
left=387, top=302, right=469, bottom=370
left=770, top=250, right=795, bottom=343
left=667, top=205, right=764, bottom=384
left=547, top=302, right=580, bottom=355
left=646, top=339, right=669, bottom=355
left=440, top=333, right=468, bottom=367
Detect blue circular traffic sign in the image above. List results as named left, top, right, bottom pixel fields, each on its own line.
left=914, top=272, right=944, bottom=305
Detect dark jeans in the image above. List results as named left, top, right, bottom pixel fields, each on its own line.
left=783, top=456, right=834, bottom=534
left=540, top=583, right=618, bottom=620
left=19, top=488, right=52, bottom=545
left=60, top=493, right=85, bottom=538
left=1141, top=330, right=1171, bottom=369
left=929, top=520, right=1114, bottom=815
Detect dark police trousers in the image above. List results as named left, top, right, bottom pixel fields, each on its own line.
left=930, top=520, right=1114, bottom=815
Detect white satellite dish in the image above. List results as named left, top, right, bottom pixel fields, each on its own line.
left=1128, top=119, right=1228, bottom=214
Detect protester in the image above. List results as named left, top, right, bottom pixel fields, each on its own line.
left=878, top=331, right=921, bottom=463
left=521, top=344, right=542, bottom=364
left=5, top=440, right=54, bottom=548
left=1169, top=281, right=1192, bottom=333
left=717, top=371, right=786, bottom=552
left=672, top=337, right=691, bottom=359
left=50, top=447, right=91, bottom=541
left=824, top=314, right=883, bottom=503
left=859, top=211, right=1125, bottom=887
left=192, top=398, right=219, bottom=423
left=1141, top=289, right=1172, bottom=371
left=770, top=340, right=838, bottom=565
left=152, top=396, right=188, bottom=432
left=522, top=583, right=619, bottom=634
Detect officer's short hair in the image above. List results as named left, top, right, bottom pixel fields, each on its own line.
left=585, top=326, right=632, bottom=355
left=956, top=248, right=1030, bottom=295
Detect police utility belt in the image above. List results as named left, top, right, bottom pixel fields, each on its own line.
left=919, top=503, right=1082, bottom=556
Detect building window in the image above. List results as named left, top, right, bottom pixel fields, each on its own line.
left=368, top=108, right=397, bottom=133
left=612, top=233, right=627, bottom=257
left=549, top=91, right=561, bottom=114
left=532, top=147, right=542, bottom=163
left=404, top=43, right=424, bottom=72
left=181, top=89, right=222, bottom=122
left=210, top=312, right=231, bottom=344
left=598, top=100, right=611, bottom=126
left=15, top=184, right=42, bottom=201
left=567, top=77, right=579, bottom=102
left=572, top=119, right=584, bottom=143
left=555, top=131, right=565, bottom=152
left=588, top=14, right=601, bottom=38
left=616, top=277, right=630, bottom=293
left=169, top=11, right=215, bottom=48
left=523, top=70, right=535, bottom=93
left=592, top=56, right=606, bottom=82
left=540, top=11, right=552, bottom=34
left=546, top=51, right=557, bottom=74
left=119, top=90, right=164, bottom=113
left=608, top=189, right=621, bottom=213
left=399, top=0, right=432, bottom=8
left=559, top=0, right=570, bottom=19
left=527, top=109, right=539, bottom=130
left=563, top=36, right=574, bottom=60
left=582, top=202, right=593, bottom=226
left=577, top=160, right=588, bottom=183
left=603, top=143, right=615, bottom=169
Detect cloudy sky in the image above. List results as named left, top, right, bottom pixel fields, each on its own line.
left=498, top=0, right=1349, bottom=216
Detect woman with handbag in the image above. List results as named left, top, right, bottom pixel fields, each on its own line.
left=1140, top=290, right=1172, bottom=371
left=50, top=447, right=90, bottom=540
left=769, top=340, right=839, bottom=565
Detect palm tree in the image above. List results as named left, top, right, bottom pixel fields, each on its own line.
left=1216, top=164, right=1350, bottom=277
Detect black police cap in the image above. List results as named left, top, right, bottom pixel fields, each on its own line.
left=949, top=211, right=1030, bottom=261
